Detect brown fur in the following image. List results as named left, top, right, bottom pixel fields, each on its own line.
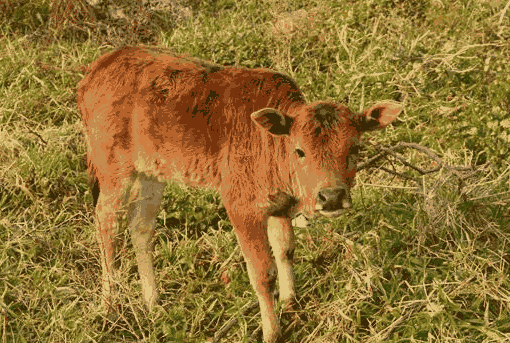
left=77, top=46, right=401, bottom=343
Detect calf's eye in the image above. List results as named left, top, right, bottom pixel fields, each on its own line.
left=295, top=148, right=306, bottom=158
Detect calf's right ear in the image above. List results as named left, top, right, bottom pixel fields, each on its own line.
left=251, top=108, right=293, bottom=137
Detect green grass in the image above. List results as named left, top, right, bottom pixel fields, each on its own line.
left=1, top=0, right=510, bottom=342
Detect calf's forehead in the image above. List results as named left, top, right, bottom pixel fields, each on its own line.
left=292, top=103, right=359, bottom=155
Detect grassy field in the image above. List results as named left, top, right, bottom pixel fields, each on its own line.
left=1, top=0, right=510, bottom=342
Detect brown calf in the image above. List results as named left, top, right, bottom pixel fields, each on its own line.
left=77, top=46, right=401, bottom=342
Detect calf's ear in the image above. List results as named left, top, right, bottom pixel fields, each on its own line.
left=251, top=108, right=293, bottom=136
left=358, top=101, right=401, bottom=132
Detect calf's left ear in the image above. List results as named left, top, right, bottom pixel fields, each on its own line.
left=251, top=108, right=293, bottom=136
left=357, top=101, right=402, bottom=132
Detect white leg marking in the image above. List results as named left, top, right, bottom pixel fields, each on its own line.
left=128, top=174, right=165, bottom=310
left=268, top=216, right=296, bottom=305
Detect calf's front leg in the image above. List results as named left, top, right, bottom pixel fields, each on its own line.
left=231, top=215, right=281, bottom=343
left=267, top=216, right=296, bottom=308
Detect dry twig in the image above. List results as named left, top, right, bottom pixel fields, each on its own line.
left=212, top=296, right=262, bottom=343
left=357, top=142, right=478, bottom=200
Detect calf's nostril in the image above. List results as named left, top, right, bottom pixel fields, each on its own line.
left=318, top=192, right=327, bottom=204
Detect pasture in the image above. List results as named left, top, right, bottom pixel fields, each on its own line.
left=1, top=0, right=509, bottom=342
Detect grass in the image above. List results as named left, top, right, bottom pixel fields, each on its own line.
left=1, top=0, right=510, bottom=342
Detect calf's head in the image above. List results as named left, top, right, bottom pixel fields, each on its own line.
left=251, top=101, right=401, bottom=218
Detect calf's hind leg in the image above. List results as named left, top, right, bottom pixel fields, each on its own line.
left=126, top=173, right=165, bottom=310
left=95, top=173, right=165, bottom=312
left=95, top=181, right=124, bottom=311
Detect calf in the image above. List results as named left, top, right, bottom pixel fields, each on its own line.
left=77, top=46, right=400, bottom=342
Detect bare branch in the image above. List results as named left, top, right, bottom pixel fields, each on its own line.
left=357, top=142, right=479, bottom=198
left=213, top=297, right=261, bottom=343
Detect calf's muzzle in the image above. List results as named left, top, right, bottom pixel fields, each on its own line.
left=315, top=186, right=351, bottom=217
